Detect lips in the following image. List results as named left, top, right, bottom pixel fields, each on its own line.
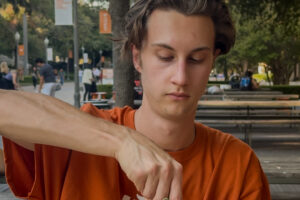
left=166, top=92, right=190, bottom=100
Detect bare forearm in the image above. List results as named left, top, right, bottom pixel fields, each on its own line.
left=39, top=77, right=44, bottom=92
left=0, top=90, right=126, bottom=157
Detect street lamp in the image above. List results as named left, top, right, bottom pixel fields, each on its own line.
left=81, top=46, right=85, bottom=55
left=81, top=46, right=85, bottom=64
left=15, top=32, right=20, bottom=69
left=44, top=37, right=49, bottom=64
left=99, top=50, right=103, bottom=68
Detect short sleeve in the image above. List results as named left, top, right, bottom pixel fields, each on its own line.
left=3, top=137, right=72, bottom=199
left=2, top=137, right=35, bottom=198
left=39, top=67, right=45, bottom=77
left=240, top=152, right=271, bottom=200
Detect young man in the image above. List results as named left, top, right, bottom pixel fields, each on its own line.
left=35, top=58, right=57, bottom=97
left=0, top=0, right=270, bottom=199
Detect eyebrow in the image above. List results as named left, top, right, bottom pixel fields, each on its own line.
left=151, top=43, right=211, bottom=52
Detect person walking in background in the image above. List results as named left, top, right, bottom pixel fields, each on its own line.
left=58, top=68, right=65, bottom=86
left=82, top=64, right=93, bottom=101
left=92, top=67, right=100, bottom=83
left=78, top=66, right=83, bottom=84
left=35, top=58, right=57, bottom=97
left=31, top=66, right=39, bottom=91
left=0, top=62, right=18, bottom=90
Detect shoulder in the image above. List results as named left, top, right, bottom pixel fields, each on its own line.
left=195, top=123, right=270, bottom=198
left=196, top=123, right=255, bottom=161
left=80, top=104, right=134, bottom=124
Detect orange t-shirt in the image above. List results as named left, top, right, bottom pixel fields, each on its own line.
left=3, top=104, right=270, bottom=200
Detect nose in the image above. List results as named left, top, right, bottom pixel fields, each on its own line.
left=170, top=59, right=188, bottom=86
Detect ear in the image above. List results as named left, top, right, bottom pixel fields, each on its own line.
left=213, top=48, right=221, bottom=60
left=132, top=45, right=142, bottom=73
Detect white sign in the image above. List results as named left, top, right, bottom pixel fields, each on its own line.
left=47, top=48, right=53, bottom=61
left=102, top=68, right=114, bottom=85
left=83, top=53, right=88, bottom=63
left=55, top=0, right=73, bottom=25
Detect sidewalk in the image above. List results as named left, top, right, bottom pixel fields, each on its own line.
left=21, top=81, right=79, bottom=105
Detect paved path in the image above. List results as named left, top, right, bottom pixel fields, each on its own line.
left=1, top=82, right=299, bottom=199
left=22, top=81, right=81, bottom=105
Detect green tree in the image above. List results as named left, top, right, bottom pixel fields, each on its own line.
left=225, top=0, right=300, bottom=84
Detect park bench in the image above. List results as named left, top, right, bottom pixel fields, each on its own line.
left=196, top=100, right=300, bottom=185
left=201, top=94, right=299, bottom=101
left=196, top=100, right=300, bottom=146
left=223, top=90, right=283, bottom=95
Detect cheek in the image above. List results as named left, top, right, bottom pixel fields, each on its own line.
left=190, top=66, right=212, bottom=93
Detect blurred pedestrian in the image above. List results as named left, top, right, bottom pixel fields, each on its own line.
left=240, top=70, right=259, bottom=90
left=78, top=66, right=83, bottom=84
left=32, top=66, right=39, bottom=91
left=82, top=64, right=93, bottom=101
left=35, top=58, right=57, bottom=97
left=0, top=62, right=18, bottom=90
left=58, top=68, right=65, bottom=85
left=92, top=67, right=100, bottom=83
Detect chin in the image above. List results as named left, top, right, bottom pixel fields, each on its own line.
left=161, top=104, right=195, bottom=120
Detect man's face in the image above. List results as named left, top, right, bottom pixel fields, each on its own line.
left=36, top=62, right=43, bottom=68
left=132, top=10, right=219, bottom=119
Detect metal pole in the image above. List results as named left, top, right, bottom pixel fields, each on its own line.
left=73, top=0, right=80, bottom=108
left=23, top=14, right=28, bottom=75
left=45, top=44, right=48, bottom=64
left=15, top=41, right=18, bottom=69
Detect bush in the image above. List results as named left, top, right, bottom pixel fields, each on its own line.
left=20, top=76, right=37, bottom=85
left=97, top=84, right=113, bottom=99
left=261, top=85, right=300, bottom=96
left=208, top=81, right=229, bottom=85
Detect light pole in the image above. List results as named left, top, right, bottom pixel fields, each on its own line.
left=81, top=46, right=85, bottom=56
left=99, top=50, right=103, bottom=68
left=81, top=46, right=85, bottom=65
left=44, top=37, right=49, bottom=64
left=15, top=32, right=20, bottom=69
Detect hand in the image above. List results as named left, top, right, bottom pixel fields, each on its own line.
left=115, top=130, right=183, bottom=200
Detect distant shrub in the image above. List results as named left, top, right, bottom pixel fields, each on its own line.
left=262, top=85, right=300, bottom=96
left=97, top=84, right=113, bottom=99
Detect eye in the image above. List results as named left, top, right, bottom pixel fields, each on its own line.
left=188, top=57, right=205, bottom=64
left=158, top=56, right=174, bottom=62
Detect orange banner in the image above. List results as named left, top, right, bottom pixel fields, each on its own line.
left=18, top=45, right=24, bottom=56
left=99, top=10, right=112, bottom=34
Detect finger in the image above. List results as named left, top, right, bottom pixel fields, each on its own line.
left=152, top=163, right=173, bottom=200
left=130, top=170, right=148, bottom=194
left=169, top=163, right=183, bottom=200
left=142, top=168, right=159, bottom=199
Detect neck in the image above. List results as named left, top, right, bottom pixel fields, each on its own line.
left=134, top=104, right=196, bottom=152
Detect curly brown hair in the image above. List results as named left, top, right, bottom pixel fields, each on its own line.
left=121, top=0, right=235, bottom=60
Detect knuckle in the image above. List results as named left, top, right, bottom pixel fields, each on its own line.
left=161, top=162, right=173, bottom=178
left=134, top=169, right=146, bottom=180
left=142, top=189, right=156, bottom=200
left=176, top=163, right=183, bottom=173
left=149, top=164, right=159, bottom=175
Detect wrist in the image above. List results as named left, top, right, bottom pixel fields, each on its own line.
left=111, top=126, right=132, bottom=159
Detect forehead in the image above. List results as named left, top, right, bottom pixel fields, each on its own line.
left=144, top=9, right=215, bottom=50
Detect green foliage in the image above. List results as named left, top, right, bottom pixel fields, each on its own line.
left=97, top=84, right=113, bottom=99
left=208, top=81, right=229, bottom=85
left=0, top=0, right=112, bottom=67
left=19, top=75, right=35, bottom=84
left=215, top=0, right=300, bottom=85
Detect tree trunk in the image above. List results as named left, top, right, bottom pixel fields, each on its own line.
left=109, top=0, right=134, bottom=107
left=271, top=61, right=290, bottom=85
